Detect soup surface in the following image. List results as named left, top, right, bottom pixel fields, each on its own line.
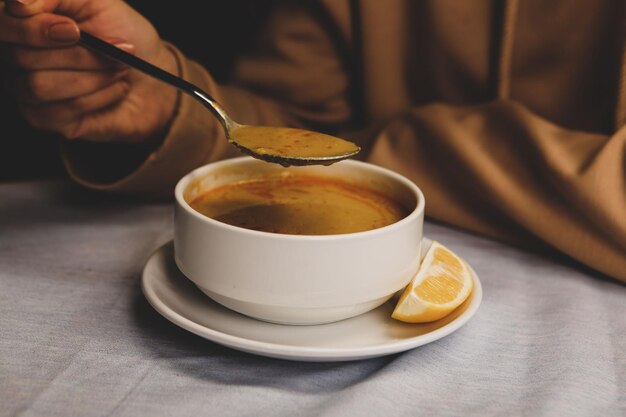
left=229, top=126, right=360, bottom=160
left=189, top=173, right=409, bottom=235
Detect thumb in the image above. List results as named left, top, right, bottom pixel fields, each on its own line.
left=4, top=0, right=48, bottom=17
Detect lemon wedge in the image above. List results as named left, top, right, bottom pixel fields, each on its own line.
left=392, top=241, right=473, bottom=323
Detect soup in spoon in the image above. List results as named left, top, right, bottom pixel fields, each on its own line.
left=228, top=126, right=360, bottom=166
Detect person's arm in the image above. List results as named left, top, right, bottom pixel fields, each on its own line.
left=0, top=0, right=351, bottom=195
left=62, top=1, right=353, bottom=197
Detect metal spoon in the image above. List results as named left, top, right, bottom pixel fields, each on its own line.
left=79, top=32, right=360, bottom=166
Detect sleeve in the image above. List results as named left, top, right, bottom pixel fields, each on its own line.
left=62, top=1, right=352, bottom=199
left=358, top=100, right=626, bottom=282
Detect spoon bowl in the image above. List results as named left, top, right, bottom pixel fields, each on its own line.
left=79, top=32, right=360, bottom=166
left=228, top=125, right=360, bottom=167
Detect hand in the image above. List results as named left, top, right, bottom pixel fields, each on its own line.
left=0, top=0, right=179, bottom=145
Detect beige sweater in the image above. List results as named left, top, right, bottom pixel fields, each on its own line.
left=64, top=0, right=626, bottom=281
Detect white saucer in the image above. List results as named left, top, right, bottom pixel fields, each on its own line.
left=141, top=239, right=482, bottom=362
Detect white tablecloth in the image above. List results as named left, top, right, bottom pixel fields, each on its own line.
left=1, top=180, right=625, bottom=416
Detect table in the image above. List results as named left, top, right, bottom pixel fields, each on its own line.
left=1, top=180, right=625, bottom=416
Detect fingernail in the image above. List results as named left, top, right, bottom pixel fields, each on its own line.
left=47, top=22, right=80, bottom=43
left=113, top=42, right=135, bottom=54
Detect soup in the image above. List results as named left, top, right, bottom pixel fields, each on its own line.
left=229, top=126, right=360, bottom=160
left=188, top=173, right=410, bottom=235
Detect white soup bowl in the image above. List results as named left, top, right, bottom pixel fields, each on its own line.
left=174, top=156, right=424, bottom=325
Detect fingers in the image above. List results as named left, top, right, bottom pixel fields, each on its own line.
left=0, top=5, right=79, bottom=46
left=11, top=68, right=129, bottom=103
left=19, top=81, right=130, bottom=138
left=3, top=0, right=48, bottom=17
left=6, top=42, right=134, bottom=70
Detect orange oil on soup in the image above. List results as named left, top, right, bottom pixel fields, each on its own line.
left=189, top=173, right=410, bottom=235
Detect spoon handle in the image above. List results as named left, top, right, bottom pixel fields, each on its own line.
left=79, top=31, right=233, bottom=131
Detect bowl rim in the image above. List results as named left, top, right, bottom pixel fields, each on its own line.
left=174, top=156, right=425, bottom=241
